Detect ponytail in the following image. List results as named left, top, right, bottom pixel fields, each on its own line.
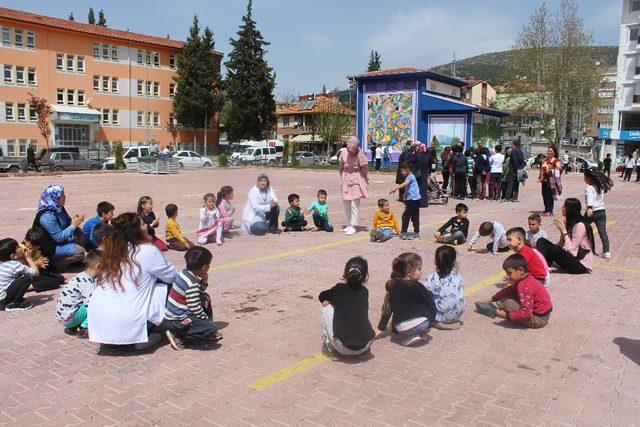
left=386, top=252, right=422, bottom=291
left=343, top=256, right=368, bottom=287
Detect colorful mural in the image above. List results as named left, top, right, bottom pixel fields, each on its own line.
left=427, top=115, right=467, bottom=157
left=365, top=91, right=416, bottom=150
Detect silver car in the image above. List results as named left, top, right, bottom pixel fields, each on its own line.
left=46, top=151, right=103, bottom=172
left=296, top=151, right=319, bottom=166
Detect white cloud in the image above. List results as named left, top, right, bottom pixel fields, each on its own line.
left=364, top=6, right=517, bottom=68
left=302, top=33, right=333, bottom=50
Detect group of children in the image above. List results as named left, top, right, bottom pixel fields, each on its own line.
left=280, top=190, right=334, bottom=233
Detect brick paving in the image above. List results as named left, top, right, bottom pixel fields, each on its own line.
left=0, top=167, right=639, bottom=426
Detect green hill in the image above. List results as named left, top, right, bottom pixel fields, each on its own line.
left=430, top=46, right=618, bottom=84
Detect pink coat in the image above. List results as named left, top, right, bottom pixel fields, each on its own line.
left=339, top=150, right=369, bottom=201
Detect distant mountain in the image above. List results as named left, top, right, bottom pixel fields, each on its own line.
left=430, top=46, right=618, bottom=85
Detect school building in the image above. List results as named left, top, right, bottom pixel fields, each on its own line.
left=0, top=6, right=222, bottom=157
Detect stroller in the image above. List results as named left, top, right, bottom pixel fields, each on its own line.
left=427, top=174, right=448, bottom=205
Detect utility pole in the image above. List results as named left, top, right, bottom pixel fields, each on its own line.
left=452, top=51, right=457, bottom=78
left=204, top=110, right=208, bottom=156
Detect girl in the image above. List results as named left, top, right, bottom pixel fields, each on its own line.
left=137, top=196, right=168, bottom=252
left=536, top=198, right=594, bottom=274
left=422, top=245, right=465, bottom=330
left=584, top=168, right=613, bottom=259
left=538, top=146, right=563, bottom=216
left=318, top=256, right=375, bottom=360
left=377, top=252, right=437, bottom=346
left=242, top=173, right=280, bottom=235
left=196, top=193, right=222, bottom=246
left=216, top=186, right=241, bottom=235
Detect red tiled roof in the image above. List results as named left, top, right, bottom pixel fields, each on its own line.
left=0, top=6, right=191, bottom=50
left=276, top=97, right=354, bottom=115
left=349, top=67, right=426, bottom=79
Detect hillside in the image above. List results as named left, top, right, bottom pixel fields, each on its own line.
left=430, top=46, right=618, bottom=84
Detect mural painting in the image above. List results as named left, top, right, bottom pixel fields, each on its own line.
left=365, top=91, right=416, bottom=151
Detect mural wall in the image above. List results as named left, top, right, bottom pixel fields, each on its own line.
left=427, top=115, right=467, bottom=157
left=364, top=91, right=416, bottom=150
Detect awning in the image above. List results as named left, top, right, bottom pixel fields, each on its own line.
left=51, top=105, right=101, bottom=123
left=421, top=93, right=509, bottom=117
left=290, top=134, right=319, bottom=143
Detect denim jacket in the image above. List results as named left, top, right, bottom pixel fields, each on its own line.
left=39, top=210, right=76, bottom=258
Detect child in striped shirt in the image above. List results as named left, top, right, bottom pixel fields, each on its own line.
left=164, top=247, right=222, bottom=350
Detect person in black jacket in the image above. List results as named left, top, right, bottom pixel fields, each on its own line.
left=318, top=256, right=375, bottom=359
left=506, top=140, right=525, bottom=201
left=452, top=146, right=467, bottom=199
left=473, top=149, right=490, bottom=200
left=378, top=252, right=436, bottom=346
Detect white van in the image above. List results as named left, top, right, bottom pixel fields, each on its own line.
left=236, top=146, right=279, bottom=166
left=230, top=140, right=283, bottom=161
left=102, top=146, right=151, bottom=170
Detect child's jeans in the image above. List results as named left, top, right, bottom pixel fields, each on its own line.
left=1, top=274, right=32, bottom=306
left=167, top=238, right=195, bottom=251
left=320, top=305, right=371, bottom=356
left=489, top=173, right=502, bottom=199
left=374, top=227, right=395, bottom=241
left=438, top=230, right=466, bottom=245
left=281, top=217, right=308, bottom=231
left=495, top=298, right=550, bottom=329
left=312, top=212, right=334, bottom=232
left=401, top=200, right=421, bottom=233
left=64, top=303, right=88, bottom=329
left=166, top=316, right=219, bottom=342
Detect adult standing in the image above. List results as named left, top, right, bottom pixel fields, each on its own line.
left=505, top=140, right=525, bottom=201
left=417, top=143, right=431, bottom=207
left=242, top=173, right=281, bottom=235
left=339, top=136, right=369, bottom=235
left=536, top=198, right=593, bottom=274
left=395, top=143, right=409, bottom=202
left=33, top=184, right=86, bottom=271
left=452, top=146, right=467, bottom=199
left=562, top=151, right=570, bottom=173
left=538, top=146, right=563, bottom=216
left=89, top=212, right=178, bottom=348
left=374, top=144, right=382, bottom=171
left=474, top=148, right=489, bottom=199
left=26, top=144, right=39, bottom=172
left=440, top=146, right=452, bottom=192
left=476, top=139, right=490, bottom=158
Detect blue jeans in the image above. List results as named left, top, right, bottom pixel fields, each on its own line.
left=375, top=227, right=394, bottom=241
left=312, top=212, right=334, bottom=232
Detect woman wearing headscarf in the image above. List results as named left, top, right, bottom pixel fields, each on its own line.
left=339, top=137, right=369, bottom=235
left=33, top=184, right=85, bottom=271
left=243, top=173, right=281, bottom=235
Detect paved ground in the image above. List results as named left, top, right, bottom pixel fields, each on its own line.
left=0, top=167, right=639, bottom=426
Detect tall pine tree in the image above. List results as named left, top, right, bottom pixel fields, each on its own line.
left=88, top=7, right=95, bottom=25
left=97, top=9, right=107, bottom=27
left=224, top=0, right=276, bottom=141
left=68, top=12, right=75, bottom=21
left=367, top=50, right=382, bottom=71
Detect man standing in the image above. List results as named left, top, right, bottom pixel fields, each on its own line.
left=26, top=143, right=39, bottom=172
left=506, top=140, right=525, bottom=201
left=476, top=139, right=490, bottom=158
left=375, top=144, right=382, bottom=171
left=562, top=150, right=570, bottom=173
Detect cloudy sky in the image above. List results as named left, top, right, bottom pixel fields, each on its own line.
left=2, top=0, right=621, bottom=97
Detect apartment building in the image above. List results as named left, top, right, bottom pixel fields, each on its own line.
left=463, top=80, right=497, bottom=107
left=588, top=66, right=615, bottom=146
left=0, top=6, right=221, bottom=157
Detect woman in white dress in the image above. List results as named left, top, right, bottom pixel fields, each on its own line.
left=242, top=173, right=281, bottom=235
left=89, top=212, right=177, bottom=349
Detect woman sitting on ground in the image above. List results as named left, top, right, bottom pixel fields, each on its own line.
left=33, top=184, right=86, bottom=271
left=536, top=198, right=593, bottom=274
left=242, top=173, right=281, bottom=235
left=88, top=212, right=178, bottom=349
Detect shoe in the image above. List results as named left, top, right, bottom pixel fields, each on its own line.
left=370, top=229, right=377, bottom=242
left=211, top=331, right=223, bottom=341
left=4, top=301, right=33, bottom=312
left=475, top=301, right=497, bottom=319
left=165, top=330, right=185, bottom=351
left=76, top=327, right=89, bottom=339
left=400, top=333, right=422, bottom=346
left=602, top=252, right=611, bottom=259
left=268, top=229, right=282, bottom=235
left=345, top=226, right=356, bottom=236
left=400, top=232, right=407, bottom=240
left=216, top=240, right=223, bottom=246
left=405, top=233, right=414, bottom=241
left=283, top=227, right=290, bottom=232
left=433, top=321, right=462, bottom=330
left=321, top=343, right=340, bottom=361
left=375, top=229, right=385, bottom=242
left=341, top=226, right=348, bottom=233
left=412, top=233, right=420, bottom=240
left=418, top=330, right=431, bottom=341
left=64, top=327, right=76, bottom=336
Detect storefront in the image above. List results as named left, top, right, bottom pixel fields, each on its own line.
left=50, top=105, right=101, bottom=148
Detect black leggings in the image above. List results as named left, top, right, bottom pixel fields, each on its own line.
left=536, top=238, right=588, bottom=274
left=2, top=275, right=32, bottom=306
left=33, top=273, right=64, bottom=292
left=541, top=183, right=554, bottom=213
left=402, top=200, right=420, bottom=233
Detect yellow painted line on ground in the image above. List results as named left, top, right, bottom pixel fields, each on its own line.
left=463, top=272, right=505, bottom=296
left=606, top=220, right=617, bottom=227
left=595, top=263, right=640, bottom=275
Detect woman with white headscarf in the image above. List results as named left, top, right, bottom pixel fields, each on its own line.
left=242, top=173, right=281, bottom=235
left=339, top=137, right=369, bottom=235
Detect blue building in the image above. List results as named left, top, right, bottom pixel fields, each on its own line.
left=348, top=67, right=508, bottom=158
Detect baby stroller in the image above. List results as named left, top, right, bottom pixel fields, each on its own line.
left=427, top=174, right=448, bottom=205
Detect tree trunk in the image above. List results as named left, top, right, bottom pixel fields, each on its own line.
left=204, top=111, right=208, bottom=156
left=193, top=128, right=197, bottom=152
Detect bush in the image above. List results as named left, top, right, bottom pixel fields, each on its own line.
left=218, top=153, right=228, bottom=167
left=282, top=140, right=291, bottom=165
left=290, top=142, right=300, bottom=166
left=113, top=141, right=125, bottom=170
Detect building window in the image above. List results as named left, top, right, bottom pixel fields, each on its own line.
left=147, top=111, right=152, bottom=126
left=102, top=109, right=110, bottom=125
left=153, top=82, right=159, bottom=97
left=93, top=42, right=100, bottom=58
left=6, top=139, right=15, bottom=156
left=169, top=54, right=175, bottom=69
left=137, top=80, right=143, bottom=96
left=111, top=44, right=118, bottom=61
left=631, top=27, right=639, bottom=42
left=137, top=111, right=144, bottom=126
left=57, top=89, right=64, bottom=104
left=153, top=112, right=159, bottom=127
left=77, top=56, right=85, bottom=73
left=27, top=68, right=36, bottom=85
left=26, top=31, right=35, bottom=49
left=282, top=116, right=290, bottom=127
left=169, top=113, right=175, bottom=124
left=66, top=54, right=75, bottom=72
left=633, top=1, right=640, bottom=12
left=93, top=75, right=100, bottom=91
left=29, top=106, right=36, bottom=121
left=56, top=53, right=63, bottom=70
left=102, top=77, right=109, bottom=92
left=137, top=49, right=143, bottom=64
left=2, top=27, right=10, bottom=46
left=18, top=139, right=27, bottom=156
left=4, top=65, right=12, bottom=83
left=145, top=50, right=151, bottom=65
left=77, top=90, right=85, bottom=106
left=66, top=89, right=75, bottom=105
left=153, top=52, right=159, bottom=67
left=5, top=103, right=14, bottom=121
left=597, top=106, right=614, bottom=114
left=17, top=103, right=26, bottom=121
left=102, top=43, right=109, bottom=60
left=112, top=109, right=119, bottom=126
left=14, top=29, right=23, bottom=47
left=169, top=83, right=176, bottom=98
left=15, top=66, right=24, bottom=85
left=111, top=77, right=119, bottom=93
left=146, top=81, right=151, bottom=95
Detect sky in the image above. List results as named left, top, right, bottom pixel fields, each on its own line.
left=1, top=0, right=621, bottom=98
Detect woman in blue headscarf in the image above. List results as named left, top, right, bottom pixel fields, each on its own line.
left=33, top=184, right=86, bottom=271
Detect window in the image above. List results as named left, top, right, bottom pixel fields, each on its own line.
left=77, top=56, right=84, bottom=73
left=169, top=113, right=175, bottom=124
left=598, top=106, right=614, bottom=114
left=169, top=54, right=175, bottom=69
left=66, top=89, right=75, bottom=105
left=77, top=90, right=85, bottom=106
left=112, top=109, right=119, bottom=126
left=15, top=66, right=24, bottom=85
left=137, top=49, right=143, bottom=64
left=29, top=106, right=36, bottom=121
left=282, top=116, right=290, bottom=127
left=137, top=111, right=144, bottom=126
left=2, top=27, right=10, bottom=46
left=27, top=67, right=36, bottom=85
left=631, top=28, right=639, bottom=42
left=102, top=43, right=109, bottom=60
left=26, top=31, right=34, bottom=49
left=169, top=83, right=175, bottom=98
left=93, top=42, right=100, bottom=58
left=57, top=89, right=64, bottom=104
left=6, top=139, right=15, bottom=156
left=4, top=65, right=12, bottom=83
left=633, top=0, right=640, bottom=12
left=153, top=52, right=159, bottom=66
left=93, top=75, right=100, bottom=91
left=17, top=103, right=25, bottom=121
left=18, top=139, right=27, bottom=156
left=145, top=50, right=151, bottom=65
left=153, top=82, right=159, bottom=97
left=147, top=111, right=152, bottom=126
left=153, top=112, right=159, bottom=127
left=102, top=77, right=109, bottom=92
left=102, top=109, right=110, bottom=125
left=14, top=29, right=23, bottom=47
left=137, top=80, right=143, bottom=96
left=111, top=44, right=118, bottom=61
left=146, top=81, right=151, bottom=95
left=66, top=54, right=75, bottom=72
left=5, top=103, right=14, bottom=121
left=111, top=77, right=119, bottom=93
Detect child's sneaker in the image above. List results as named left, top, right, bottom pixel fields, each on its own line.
left=412, top=233, right=420, bottom=240
left=321, top=343, right=340, bottom=361
left=211, top=331, right=223, bottom=341
left=602, top=252, right=611, bottom=259
left=400, top=232, right=407, bottom=240
left=405, top=233, right=415, bottom=241
left=475, top=301, right=497, bottom=319
left=370, top=229, right=377, bottom=242
left=165, top=330, right=185, bottom=351
left=4, top=301, right=33, bottom=312
left=433, top=321, right=462, bottom=330
left=375, top=229, right=385, bottom=242
left=400, top=333, right=422, bottom=346
left=76, top=327, right=89, bottom=339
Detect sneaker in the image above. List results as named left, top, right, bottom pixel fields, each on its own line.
left=602, top=252, right=611, bottom=259
left=412, top=233, right=420, bottom=240
left=165, top=330, right=185, bottom=351
left=400, top=232, right=407, bottom=240
left=433, top=321, right=462, bottom=330
left=321, top=343, right=340, bottom=361
left=418, top=330, right=431, bottom=341
left=216, top=240, right=223, bottom=246
left=405, top=233, right=415, bottom=241
left=475, top=301, right=497, bottom=319
left=370, top=229, right=377, bottom=242
left=64, top=327, right=76, bottom=336
left=283, top=227, right=291, bottom=232
left=4, top=301, right=33, bottom=312
left=345, top=226, right=356, bottom=236
left=211, top=331, right=223, bottom=341
left=268, top=229, right=282, bottom=235
left=76, top=327, right=89, bottom=339
left=400, top=333, right=422, bottom=347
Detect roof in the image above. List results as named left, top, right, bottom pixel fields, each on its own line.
left=348, top=67, right=470, bottom=88
left=0, top=6, right=208, bottom=51
left=349, top=67, right=426, bottom=78
left=276, top=96, right=354, bottom=116
left=421, top=93, right=509, bottom=117
left=51, top=105, right=100, bottom=115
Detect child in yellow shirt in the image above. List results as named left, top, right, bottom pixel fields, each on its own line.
left=165, top=204, right=195, bottom=251
left=370, top=199, right=400, bottom=242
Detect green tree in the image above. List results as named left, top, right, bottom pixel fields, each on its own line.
left=314, top=102, right=353, bottom=155
left=68, top=12, right=74, bottom=21
left=88, top=7, right=95, bottom=25
left=97, top=9, right=107, bottom=27
left=367, top=50, right=382, bottom=72
left=224, top=0, right=276, bottom=141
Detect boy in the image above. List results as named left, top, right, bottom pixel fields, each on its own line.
left=525, top=213, right=547, bottom=247
left=165, top=204, right=196, bottom=251
left=370, top=199, right=400, bottom=242
left=21, top=228, right=65, bottom=291
left=475, top=254, right=552, bottom=329
left=0, top=238, right=42, bottom=312
left=390, top=162, right=421, bottom=240
left=488, top=145, right=505, bottom=200
left=506, top=227, right=547, bottom=283
left=603, top=153, right=612, bottom=178
left=307, top=189, right=333, bottom=232
left=468, top=221, right=509, bottom=254
left=434, top=203, right=469, bottom=245
left=81, top=201, right=115, bottom=250
left=92, top=222, right=112, bottom=251
left=55, top=250, right=101, bottom=338
left=165, top=247, right=222, bottom=350
left=465, top=150, right=476, bottom=199
left=282, top=193, right=308, bottom=232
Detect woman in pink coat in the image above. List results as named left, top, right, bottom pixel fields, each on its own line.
left=339, top=137, right=369, bottom=235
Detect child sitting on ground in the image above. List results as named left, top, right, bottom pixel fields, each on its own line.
left=216, top=186, right=241, bottom=235
left=377, top=252, right=436, bottom=346
left=318, top=256, right=375, bottom=360
left=422, top=245, right=465, bottom=330
left=468, top=221, right=509, bottom=254
left=138, top=196, right=168, bottom=251
left=165, top=204, right=196, bottom=251
left=475, top=253, right=552, bottom=329
left=81, top=201, right=115, bottom=250
left=525, top=213, right=547, bottom=247
left=20, top=228, right=64, bottom=291
left=434, top=203, right=469, bottom=245
left=196, top=193, right=222, bottom=246
left=389, top=162, right=422, bottom=240
left=370, top=198, right=400, bottom=242
left=307, top=189, right=334, bottom=232
left=506, top=227, right=548, bottom=284
left=165, top=246, right=223, bottom=350
left=0, top=238, right=42, bottom=312
left=55, top=250, right=101, bottom=338
left=282, top=193, right=308, bottom=232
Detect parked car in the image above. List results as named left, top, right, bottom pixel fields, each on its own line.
left=328, top=148, right=345, bottom=165
left=296, top=151, right=319, bottom=166
left=173, top=151, right=213, bottom=168
left=44, top=150, right=103, bottom=172
left=236, top=146, right=279, bottom=166
left=573, top=156, right=597, bottom=172
left=0, top=156, right=25, bottom=173
left=103, top=146, right=151, bottom=170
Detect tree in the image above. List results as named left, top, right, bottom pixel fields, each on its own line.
left=27, top=94, right=53, bottom=149
left=314, top=102, right=353, bottom=154
left=367, top=50, right=382, bottom=72
left=166, top=120, right=180, bottom=146
left=224, top=0, right=276, bottom=141
left=97, top=9, right=107, bottom=27
left=322, top=84, right=327, bottom=95
left=88, top=7, right=95, bottom=25
left=68, top=12, right=75, bottom=21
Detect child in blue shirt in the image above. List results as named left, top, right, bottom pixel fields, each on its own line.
left=390, top=162, right=421, bottom=240
left=307, top=189, right=334, bottom=232
left=81, top=201, right=114, bottom=250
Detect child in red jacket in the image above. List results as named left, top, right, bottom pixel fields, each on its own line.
left=475, top=254, right=552, bottom=328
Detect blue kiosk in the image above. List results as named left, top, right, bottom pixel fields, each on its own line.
left=349, top=67, right=508, bottom=160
